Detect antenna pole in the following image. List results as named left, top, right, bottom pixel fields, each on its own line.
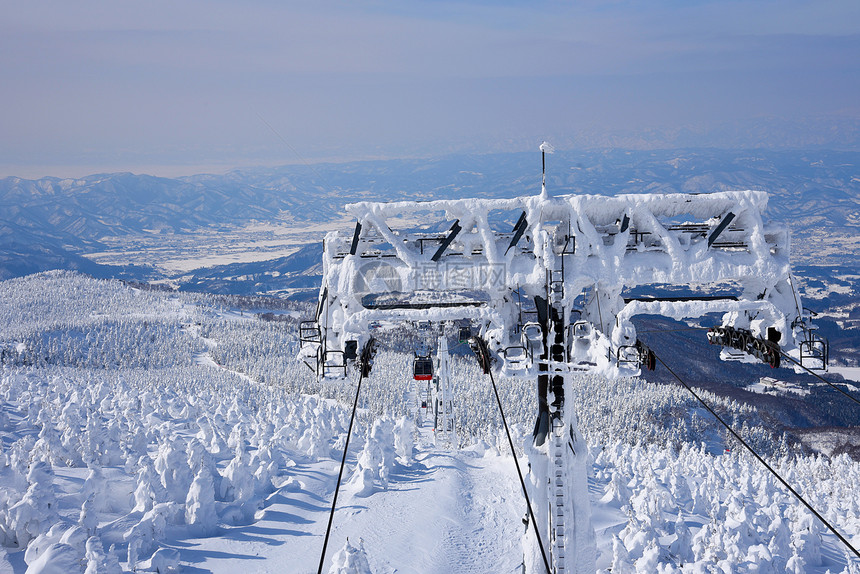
left=539, top=141, right=553, bottom=198
left=541, top=150, right=546, bottom=196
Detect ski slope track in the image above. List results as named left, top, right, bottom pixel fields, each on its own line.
left=179, top=412, right=524, bottom=574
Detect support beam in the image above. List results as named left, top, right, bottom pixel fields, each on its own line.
left=349, top=221, right=362, bottom=255
left=431, top=220, right=462, bottom=262
left=316, top=286, right=328, bottom=320
left=505, top=211, right=529, bottom=255
left=708, top=212, right=736, bottom=247
left=623, top=295, right=739, bottom=303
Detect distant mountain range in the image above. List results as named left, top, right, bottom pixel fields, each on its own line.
left=2, top=147, right=859, bottom=370
left=2, top=148, right=858, bottom=287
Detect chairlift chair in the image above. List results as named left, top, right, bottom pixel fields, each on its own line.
left=571, top=321, right=591, bottom=338
left=322, top=350, right=347, bottom=378
left=791, top=309, right=829, bottom=369
left=792, top=313, right=829, bottom=370
left=522, top=321, right=542, bottom=339
left=458, top=325, right=472, bottom=343
left=799, top=335, right=829, bottom=369
left=521, top=321, right=544, bottom=360
left=616, top=340, right=656, bottom=371
left=299, top=320, right=321, bottom=344
left=502, top=346, right=529, bottom=374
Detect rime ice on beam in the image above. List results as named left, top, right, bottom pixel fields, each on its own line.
left=305, top=187, right=806, bottom=379
left=298, top=172, right=822, bottom=574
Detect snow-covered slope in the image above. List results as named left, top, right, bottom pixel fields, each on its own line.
left=1, top=272, right=859, bottom=573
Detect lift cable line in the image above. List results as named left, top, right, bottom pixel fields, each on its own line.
left=777, top=349, right=860, bottom=408
left=651, top=350, right=860, bottom=561
left=316, top=339, right=375, bottom=574
left=470, top=337, right=552, bottom=574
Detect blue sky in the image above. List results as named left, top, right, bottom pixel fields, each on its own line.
left=1, top=0, right=858, bottom=177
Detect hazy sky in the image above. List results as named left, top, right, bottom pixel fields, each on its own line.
left=2, top=0, right=859, bottom=178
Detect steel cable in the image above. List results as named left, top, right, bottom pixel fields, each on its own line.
left=651, top=350, right=860, bottom=561
left=472, top=338, right=553, bottom=574
left=317, top=368, right=366, bottom=574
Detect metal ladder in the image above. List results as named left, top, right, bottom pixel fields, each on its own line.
left=542, top=229, right=572, bottom=572
left=548, top=282, right=568, bottom=573
left=550, top=414, right=567, bottom=573
left=549, top=227, right=574, bottom=300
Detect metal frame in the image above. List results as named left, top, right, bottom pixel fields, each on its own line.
left=296, top=165, right=823, bottom=573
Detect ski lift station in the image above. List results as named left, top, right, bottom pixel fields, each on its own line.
left=299, top=144, right=834, bottom=574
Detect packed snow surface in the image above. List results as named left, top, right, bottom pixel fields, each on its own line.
left=1, top=272, right=859, bottom=573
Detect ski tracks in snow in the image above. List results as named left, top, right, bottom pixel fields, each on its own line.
left=330, top=445, right=524, bottom=574
left=176, top=427, right=525, bottom=573
left=431, top=450, right=524, bottom=574
left=182, top=359, right=526, bottom=572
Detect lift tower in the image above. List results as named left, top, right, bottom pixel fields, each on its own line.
left=298, top=148, right=825, bottom=573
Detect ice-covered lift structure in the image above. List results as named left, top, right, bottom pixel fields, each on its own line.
left=297, top=152, right=827, bottom=573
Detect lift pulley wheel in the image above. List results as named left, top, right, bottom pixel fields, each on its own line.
left=707, top=325, right=780, bottom=368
